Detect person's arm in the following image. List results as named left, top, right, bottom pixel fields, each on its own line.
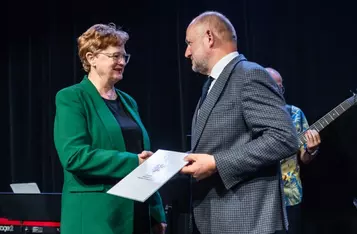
left=54, top=88, right=139, bottom=178
left=148, top=191, right=166, bottom=224
left=215, top=67, right=299, bottom=190
left=300, top=144, right=319, bottom=164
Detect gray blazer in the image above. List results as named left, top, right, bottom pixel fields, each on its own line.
left=190, top=54, right=299, bottom=234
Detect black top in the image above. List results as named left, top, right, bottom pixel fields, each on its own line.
left=103, top=98, right=143, bottom=153
left=103, top=97, right=151, bottom=234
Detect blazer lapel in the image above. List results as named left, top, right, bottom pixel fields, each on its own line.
left=80, top=76, right=126, bottom=150
left=191, top=101, right=200, bottom=149
left=191, top=55, right=247, bottom=151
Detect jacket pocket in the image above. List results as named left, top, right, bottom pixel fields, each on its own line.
left=212, top=102, right=235, bottom=113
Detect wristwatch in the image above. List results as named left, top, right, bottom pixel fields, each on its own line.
left=306, top=148, right=319, bottom=156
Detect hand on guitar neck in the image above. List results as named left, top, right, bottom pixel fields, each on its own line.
left=300, top=129, right=321, bottom=164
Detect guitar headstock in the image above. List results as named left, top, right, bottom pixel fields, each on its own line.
left=349, top=90, right=357, bottom=105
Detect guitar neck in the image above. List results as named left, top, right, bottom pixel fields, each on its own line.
left=298, top=97, right=354, bottom=147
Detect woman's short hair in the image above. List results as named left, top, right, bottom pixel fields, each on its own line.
left=77, top=23, right=129, bottom=72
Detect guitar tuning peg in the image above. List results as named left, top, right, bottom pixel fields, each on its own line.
left=350, top=90, right=356, bottom=95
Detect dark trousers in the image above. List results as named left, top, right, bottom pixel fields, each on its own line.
left=133, top=201, right=151, bottom=234
left=286, top=204, right=302, bottom=234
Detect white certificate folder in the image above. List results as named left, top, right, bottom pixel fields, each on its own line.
left=107, top=149, right=189, bottom=202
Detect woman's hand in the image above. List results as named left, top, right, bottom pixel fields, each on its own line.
left=138, top=150, right=154, bottom=164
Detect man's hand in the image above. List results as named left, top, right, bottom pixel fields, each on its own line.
left=180, top=154, right=217, bottom=180
left=138, top=150, right=153, bottom=165
left=300, top=129, right=321, bottom=164
left=152, top=223, right=167, bottom=234
left=305, top=129, right=321, bottom=153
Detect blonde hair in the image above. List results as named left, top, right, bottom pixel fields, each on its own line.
left=77, top=23, right=129, bottom=72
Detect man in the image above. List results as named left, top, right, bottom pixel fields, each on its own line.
left=180, top=11, right=299, bottom=234
left=265, top=67, right=321, bottom=234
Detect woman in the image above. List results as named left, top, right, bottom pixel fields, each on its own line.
left=53, top=23, right=166, bottom=234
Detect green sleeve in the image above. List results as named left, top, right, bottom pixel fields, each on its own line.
left=148, top=192, right=166, bottom=223
left=54, top=88, right=139, bottom=178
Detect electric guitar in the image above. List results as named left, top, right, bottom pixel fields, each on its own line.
left=298, top=91, right=357, bottom=148
left=281, top=91, right=356, bottom=165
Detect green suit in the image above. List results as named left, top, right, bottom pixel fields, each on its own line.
left=54, top=76, right=166, bottom=234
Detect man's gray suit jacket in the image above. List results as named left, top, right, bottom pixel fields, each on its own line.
left=190, top=54, right=299, bottom=234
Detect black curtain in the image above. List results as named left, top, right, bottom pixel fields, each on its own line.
left=4, top=0, right=357, bottom=233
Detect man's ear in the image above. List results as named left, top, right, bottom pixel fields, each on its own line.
left=206, top=29, right=215, bottom=48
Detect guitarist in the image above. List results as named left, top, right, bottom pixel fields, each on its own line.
left=265, top=67, right=321, bottom=234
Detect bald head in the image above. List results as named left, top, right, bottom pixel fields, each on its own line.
left=189, top=11, right=237, bottom=45
left=265, top=67, right=285, bottom=95
left=185, top=11, right=238, bottom=75
left=265, top=67, right=283, bottom=86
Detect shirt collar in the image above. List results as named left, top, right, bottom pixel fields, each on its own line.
left=209, top=51, right=239, bottom=80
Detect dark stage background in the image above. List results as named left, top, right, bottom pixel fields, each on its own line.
left=3, top=0, right=357, bottom=233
